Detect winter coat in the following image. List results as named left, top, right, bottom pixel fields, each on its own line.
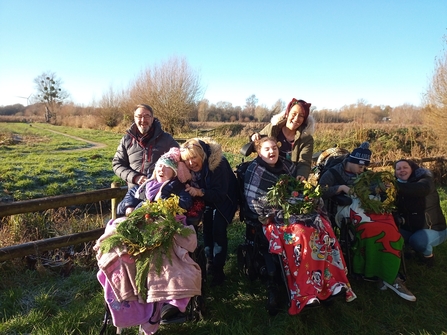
left=112, top=119, right=178, bottom=189
left=194, top=138, right=238, bottom=225
left=244, top=156, right=297, bottom=218
left=396, top=168, right=446, bottom=232
left=318, top=160, right=358, bottom=199
left=258, top=112, right=315, bottom=178
left=135, top=177, right=193, bottom=211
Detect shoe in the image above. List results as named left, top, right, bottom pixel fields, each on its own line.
left=423, top=255, right=435, bottom=268
left=206, top=259, right=214, bottom=276
left=383, top=277, right=416, bottom=302
left=210, top=268, right=226, bottom=287
left=161, top=303, right=180, bottom=320
left=378, top=280, right=387, bottom=291
left=305, top=297, right=321, bottom=308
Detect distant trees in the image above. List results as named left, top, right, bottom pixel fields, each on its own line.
left=424, top=36, right=447, bottom=149
left=31, top=72, right=70, bottom=123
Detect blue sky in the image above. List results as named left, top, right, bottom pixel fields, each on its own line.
left=0, top=0, right=446, bottom=110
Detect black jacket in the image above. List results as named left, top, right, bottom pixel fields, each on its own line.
left=396, top=168, right=446, bottom=232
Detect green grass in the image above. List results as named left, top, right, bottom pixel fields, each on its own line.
left=1, top=221, right=447, bottom=335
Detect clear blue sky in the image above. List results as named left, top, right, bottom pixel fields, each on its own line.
left=1, top=0, right=446, bottom=110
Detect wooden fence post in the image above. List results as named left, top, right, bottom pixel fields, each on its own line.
left=111, top=182, right=120, bottom=220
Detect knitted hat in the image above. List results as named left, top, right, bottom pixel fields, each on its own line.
left=156, top=147, right=181, bottom=176
left=347, top=141, right=372, bottom=166
left=285, top=98, right=311, bottom=123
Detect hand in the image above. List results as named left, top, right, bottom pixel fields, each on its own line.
left=185, top=184, right=204, bottom=197
left=137, top=176, right=147, bottom=185
left=296, top=175, right=306, bottom=182
left=251, top=133, right=260, bottom=141
left=338, top=185, right=351, bottom=194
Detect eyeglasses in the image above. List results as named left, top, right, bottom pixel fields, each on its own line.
left=134, top=114, right=153, bottom=120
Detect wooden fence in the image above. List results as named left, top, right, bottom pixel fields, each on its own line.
left=0, top=183, right=128, bottom=262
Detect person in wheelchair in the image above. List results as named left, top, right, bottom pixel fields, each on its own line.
left=244, top=137, right=356, bottom=316
left=318, top=142, right=416, bottom=302
left=94, top=150, right=203, bottom=333
left=394, top=159, right=447, bottom=267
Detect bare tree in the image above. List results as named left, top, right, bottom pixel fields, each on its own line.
left=244, top=94, right=258, bottom=118
left=31, top=72, right=69, bottom=123
left=128, top=57, right=203, bottom=134
left=97, top=86, right=125, bottom=127
left=424, top=36, right=447, bottom=148
left=197, top=99, right=209, bottom=122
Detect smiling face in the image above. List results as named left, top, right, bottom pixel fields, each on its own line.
left=258, top=139, right=279, bottom=167
left=285, top=104, right=306, bottom=131
left=395, top=160, right=412, bottom=181
left=155, top=163, right=175, bottom=182
left=134, top=106, right=154, bottom=134
left=180, top=141, right=205, bottom=173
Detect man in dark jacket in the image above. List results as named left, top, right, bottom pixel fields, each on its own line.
left=113, top=104, right=179, bottom=215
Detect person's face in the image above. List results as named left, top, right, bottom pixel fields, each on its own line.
left=134, top=107, right=154, bottom=134
left=259, top=140, right=279, bottom=166
left=184, top=154, right=203, bottom=173
left=285, top=105, right=306, bottom=131
left=395, top=161, right=412, bottom=181
left=155, top=163, right=175, bottom=182
left=347, top=162, right=366, bottom=174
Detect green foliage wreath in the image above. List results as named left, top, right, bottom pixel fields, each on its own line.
left=266, top=174, right=322, bottom=223
left=352, top=170, right=397, bottom=214
left=99, top=195, right=194, bottom=301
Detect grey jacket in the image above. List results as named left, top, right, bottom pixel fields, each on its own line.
left=112, top=119, right=178, bottom=189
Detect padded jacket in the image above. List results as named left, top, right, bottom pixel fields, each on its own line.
left=396, top=167, right=446, bottom=232
left=112, top=119, right=178, bottom=189
left=259, top=112, right=315, bottom=178
left=194, top=138, right=238, bottom=225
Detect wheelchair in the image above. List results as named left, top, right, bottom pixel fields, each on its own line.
left=234, top=152, right=291, bottom=316
left=98, top=218, right=207, bottom=335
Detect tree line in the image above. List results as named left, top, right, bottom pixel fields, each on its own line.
left=1, top=35, right=446, bottom=145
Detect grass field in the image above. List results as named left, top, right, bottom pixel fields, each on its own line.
left=1, top=122, right=447, bottom=335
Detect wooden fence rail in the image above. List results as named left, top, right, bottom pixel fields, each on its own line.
left=0, top=183, right=128, bottom=262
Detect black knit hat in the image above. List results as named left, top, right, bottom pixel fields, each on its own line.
left=347, top=141, right=372, bottom=166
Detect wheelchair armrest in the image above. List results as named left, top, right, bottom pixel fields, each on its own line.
left=332, top=194, right=352, bottom=206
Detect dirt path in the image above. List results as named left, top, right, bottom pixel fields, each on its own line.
left=34, top=125, right=107, bottom=151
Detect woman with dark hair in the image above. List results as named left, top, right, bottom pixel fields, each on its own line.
left=180, top=138, right=238, bottom=286
left=251, top=98, right=314, bottom=180
left=394, top=159, right=447, bottom=267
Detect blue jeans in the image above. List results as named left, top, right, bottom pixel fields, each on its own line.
left=400, top=228, right=447, bottom=256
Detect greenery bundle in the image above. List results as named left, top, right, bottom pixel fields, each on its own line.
left=266, top=174, right=322, bottom=223
left=352, top=170, right=397, bottom=214
left=99, top=195, right=194, bottom=300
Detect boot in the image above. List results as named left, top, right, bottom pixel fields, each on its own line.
left=266, top=275, right=279, bottom=316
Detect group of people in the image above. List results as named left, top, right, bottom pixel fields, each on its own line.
left=95, top=100, right=446, bottom=330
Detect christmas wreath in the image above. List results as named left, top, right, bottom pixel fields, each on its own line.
left=99, top=195, right=194, bottom=300
left=351, top=170, right=397, bottom=214
left=266, top=174, right=322, bottom=223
